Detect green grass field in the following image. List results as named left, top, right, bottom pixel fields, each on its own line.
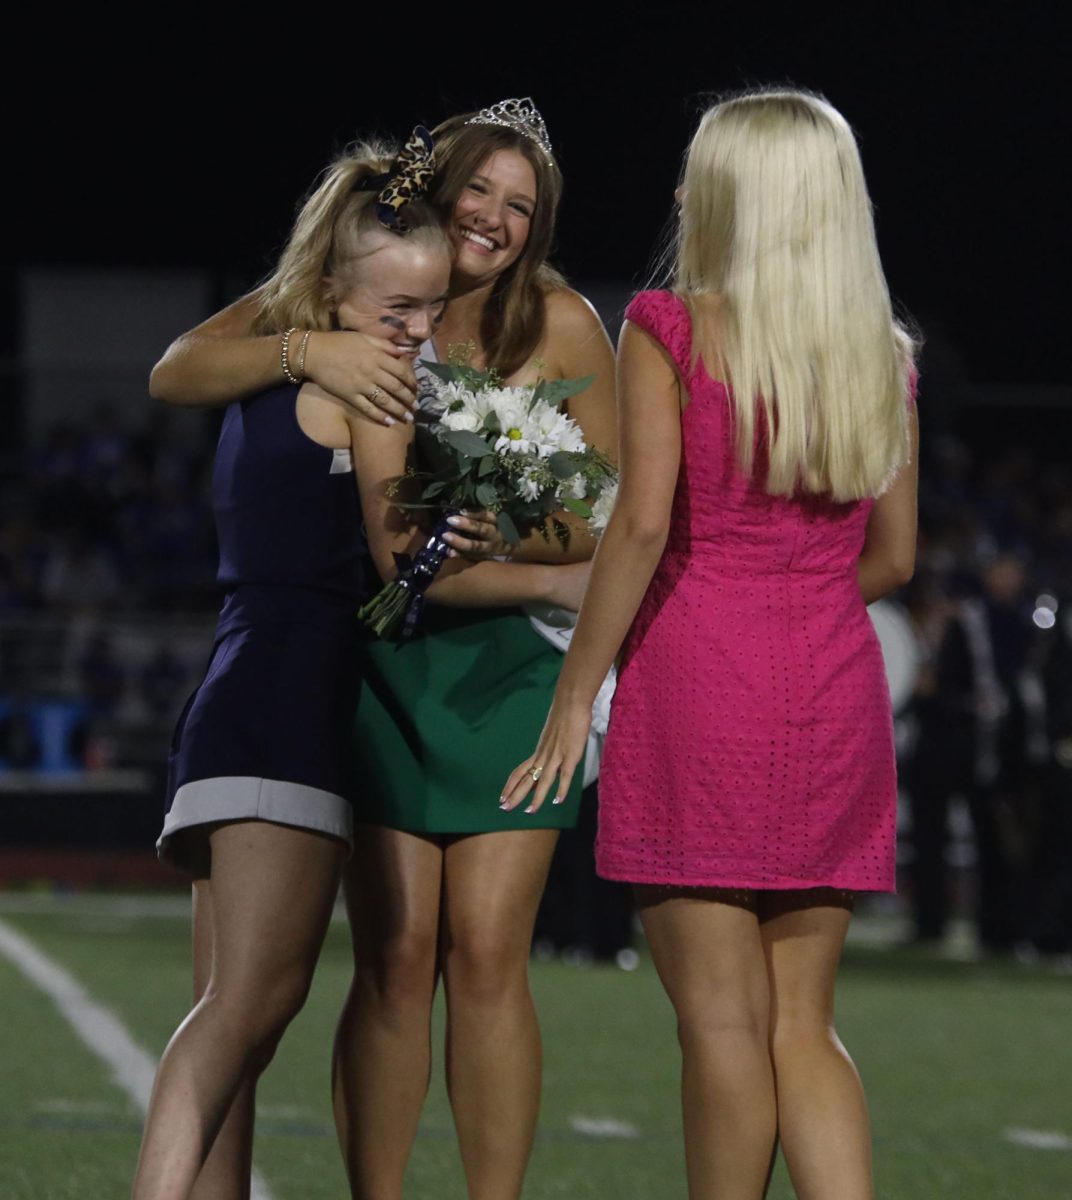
left=1, top=894, right=1069, bottom=1199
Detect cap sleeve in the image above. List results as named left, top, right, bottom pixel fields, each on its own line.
left=624, top=290, right=695, bottom=378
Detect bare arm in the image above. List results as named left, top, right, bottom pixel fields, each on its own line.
left=150, top=292, right=280, bottom=406
left=858, top=407, right=919, bottom=604
left=501, top=318, right=681, bottom=811
left=425, top=557, right=585, bottom=609
left=149, top=290, right=418, bottom=422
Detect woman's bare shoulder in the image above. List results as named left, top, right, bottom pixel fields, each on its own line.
left=543, top=286, right=607, bottom=337
left=541, top=290, right=614, bottom=380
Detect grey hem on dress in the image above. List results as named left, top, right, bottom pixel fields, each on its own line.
left=158, top=775, right=353, bottom=872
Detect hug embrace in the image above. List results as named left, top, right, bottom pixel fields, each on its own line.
left=134, top=90, right=917, bottom=1200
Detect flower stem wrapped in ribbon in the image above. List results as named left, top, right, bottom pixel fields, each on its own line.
left=359, top=359, right=618, bottom=640
left=359, top=519, right=455, bottom=639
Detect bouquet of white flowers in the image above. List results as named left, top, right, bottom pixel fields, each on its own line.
left=359, top=359, right=617, bottom=639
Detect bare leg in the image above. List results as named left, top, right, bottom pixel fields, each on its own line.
left=333, top=826, right=443, bottom=1199
left=188, top=878, right=255, bottom=1200
left=759, top=889, right=872, bottom=1200
left=439, top=829, right=559, bottom=1200
left=131, top=822, right=344, bottom=1200
left=636, top=887, right=777, bottom=1200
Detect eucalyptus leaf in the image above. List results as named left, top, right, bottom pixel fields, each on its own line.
left=548, top=451, right=584, bottom=480
left=539, top=375, right=596, bottom=406
left=483, top=412, right=502, bottom=435
left=475, top=482, right=499, bottom=508
left=562, top=497, right=593, bottom=518
left=478, top=455, right=497, bottom=478
left=422, top=480, right=448, bottom=499
left=443, top=430, right=495, bottom=458
left=496, top=510, right=521, bottom=545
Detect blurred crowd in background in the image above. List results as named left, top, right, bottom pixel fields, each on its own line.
left=1, top=376, right=1070, bottom=964
left=0, top=404, right=218, bottom=783
left=901, top=430, right=1072, bottom=959
left=1, top=404, right=218, bottom=617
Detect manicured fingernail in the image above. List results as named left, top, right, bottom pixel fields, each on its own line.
left=446, top=516, right=462, bottom=526
left=404, top=411, right=415, bottom=423
left=384, top=416, right=396, bottom=427
left=524, top=805, right=535, bottom=814
left=552, top=796, right=565, bottom=806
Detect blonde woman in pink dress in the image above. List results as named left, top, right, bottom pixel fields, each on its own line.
left=503, top=90, right=919, bottom=1200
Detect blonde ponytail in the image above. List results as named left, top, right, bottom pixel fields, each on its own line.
left=253, top=142, right=446, bottom=335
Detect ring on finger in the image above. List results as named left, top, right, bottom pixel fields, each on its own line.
left=367, top=386, right=384, bottom=403
left=530, top=766, right=544, bottom=782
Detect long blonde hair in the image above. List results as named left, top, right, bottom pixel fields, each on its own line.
left=674, top=90, right=914, bottom=501
left=252, top=141, right=448, bottom=336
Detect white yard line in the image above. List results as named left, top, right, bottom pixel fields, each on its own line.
left=1003, top=1127, right=1072, bottom=1151
left=0, top=916, right=275, bottom=1200
left=569, top=1114, right=639, bottom=1138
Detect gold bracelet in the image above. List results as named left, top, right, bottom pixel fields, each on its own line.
left=296, top=329, right=312, bottom=380
left=281, top=326, right=301, bottom=384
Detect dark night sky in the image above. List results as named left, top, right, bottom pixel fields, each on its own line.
left=13, top=8, right=1070, bottom=385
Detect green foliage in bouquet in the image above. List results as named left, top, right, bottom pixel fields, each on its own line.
left=400, top=360, right=617, bottom=546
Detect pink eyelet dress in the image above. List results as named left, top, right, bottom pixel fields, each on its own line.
left=595, top=290, right=902, bottom=892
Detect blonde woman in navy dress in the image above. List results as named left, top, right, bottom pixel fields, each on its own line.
left=504, top=91, right=919, bottom=1200
left=133, top=135, right=593, bottom=1200
left=150, top=101, right=616, bottom=1200
left=144, top=105, right=609, bottom=1200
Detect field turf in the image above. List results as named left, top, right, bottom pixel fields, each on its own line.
left=0, top=894, right=1069, bottom=1199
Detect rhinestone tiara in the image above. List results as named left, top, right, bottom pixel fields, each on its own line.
left=464, top=97, right=552, bottom=158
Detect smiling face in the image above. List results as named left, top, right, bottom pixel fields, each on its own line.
left=330, top=238, right=451, bottom=354
left=450, top=149, right=538, bottom=290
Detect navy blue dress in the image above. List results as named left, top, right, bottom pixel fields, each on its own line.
left=158, top=383, right=365, bottom=872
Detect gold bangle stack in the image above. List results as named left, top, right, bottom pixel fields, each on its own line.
left=296, top=330, right=312, bottom=380
left=281, top=326, right=302, bottom=384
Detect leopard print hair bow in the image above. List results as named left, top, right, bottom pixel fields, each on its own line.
left=376, top=126, right=436, bottom=232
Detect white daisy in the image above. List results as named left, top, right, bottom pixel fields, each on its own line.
left=588, top=480, right=619, bottom=533
left=517, top=470, right=543, bottom=502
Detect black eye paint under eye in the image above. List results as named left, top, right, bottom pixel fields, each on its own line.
left=379, top=315, right=407, bottom=331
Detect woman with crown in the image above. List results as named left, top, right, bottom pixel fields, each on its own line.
left=150, top=99, right=616, bottom=1200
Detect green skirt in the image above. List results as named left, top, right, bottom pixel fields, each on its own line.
left=353, top=607, right=583, bottom=833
